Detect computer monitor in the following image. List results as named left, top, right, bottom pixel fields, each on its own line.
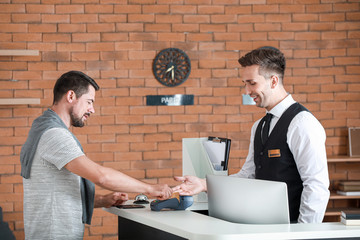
left=206, top=175, right=290, bottom=224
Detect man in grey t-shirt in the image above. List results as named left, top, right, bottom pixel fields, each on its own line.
left=21, top=71, right=173, bottom=239
left=23, top=128, right=86, bottom=239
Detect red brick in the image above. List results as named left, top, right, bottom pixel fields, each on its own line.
left=28, top=23, right=57, bottom=33
left=87, top=23, right=115, bottom=32
left=200, top=24, right=227, bottom=33
left=42, top=14, right=70, bottom=23
left=156, top=15, right=182, bottom=24
left=73, top=33, right=100, bottom=42
left=114, top=5, right=142, bottom=14
left=0, top=23, right=27, bottom=33
left=158, top=33, right=186, bottom=41
left=184, top=15, right=210, bottom=24
left=225, top=5, right=251, bottom=14
left=128, top=14, right=155, bottom=23
left=58, top=61, right=85, bottom=71
left=130, top=142, right=157, bottom=152
left=308, top=58, right=334, bottom=67
left=130, top=125, right=157, bottom=134
left=159, top=124, right=185, bottom=133
left=172, top=23, right=200, bottom=32
left=172, top=114, right=199, bottom=123
left=43, top=33, right=71, bottom=42
left=0, top=14, right=10, bottom=23
left=144, top=133, right=171, bottom=142
left=143, top=5, right=169, bottom=14
left=131, top=160, right=159, bottom=170
left=116, top=134, right=143, bottom=143
left=145, top=23, right=171, bottom=32
left=85, top=5, right=114, bottom=13
left=347, top=12, right=360, bottom=21
left=146, top=168, right=173, bottom=178
left=55, top=5, right=84, bottom=14
left=334, top=3, right=359, bottom=12
left=99, top=14, right=126, bottom=23
left=144, top=115, right=171, bottom=124
left=72, top=52, right=99, bottom=61
left=158, top=141, right=182, bottom=151
left=26, top=4, right=54, bottom=13
left=12, top=13, right=41, bottom=23
left=129, top=32, right=157, bottom=41
left=58, top=23, right=86, bottom=32
left=171, top=5, right=197, bottom=14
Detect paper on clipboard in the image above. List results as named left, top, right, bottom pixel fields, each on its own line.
left=202, top=138, right=227, bottom=171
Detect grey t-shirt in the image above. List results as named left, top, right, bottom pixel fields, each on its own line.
left=23, top=128, right=85, bottom=240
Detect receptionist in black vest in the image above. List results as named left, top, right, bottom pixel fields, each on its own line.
left=173, top=47, right=330, bottom=223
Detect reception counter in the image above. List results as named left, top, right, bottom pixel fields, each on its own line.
left=103, top=202, right=360, bottom=240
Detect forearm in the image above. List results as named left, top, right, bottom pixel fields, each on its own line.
left=97, top=166, right=151, bottom=194
left=65, top=156, right=152, bottom=194
left=298, top=182, right=330, bottom=223
left=65, top=155, right=171, bottom=200
left=94, top=194, right=105, bottom=208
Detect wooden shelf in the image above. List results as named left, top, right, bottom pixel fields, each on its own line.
left=0, top=50, right=39, bottom=56
left=0, top=98, right=40, bottom=105
left=328, top=156, right=360, bottom=163
left=330, top=192, right=360, bottom=200
left=325, top=207, right=360, bottom=217
left=325, top=209, right=342, bottom=217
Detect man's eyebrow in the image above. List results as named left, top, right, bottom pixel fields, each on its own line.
left=243, top=79, right=254, bottom=83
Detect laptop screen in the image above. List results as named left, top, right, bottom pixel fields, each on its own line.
left=206, top=175, right=290, bottom=224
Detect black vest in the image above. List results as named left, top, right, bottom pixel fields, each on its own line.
left=254, top=103, right=308, bottom=222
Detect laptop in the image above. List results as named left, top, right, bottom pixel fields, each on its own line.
left=206, top=175, right=290, bottom=224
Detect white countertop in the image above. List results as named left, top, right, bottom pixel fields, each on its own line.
left=103, top=201, right=360, bottom=240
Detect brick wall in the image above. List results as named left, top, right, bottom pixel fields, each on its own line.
left=0, top=0, right=359, bottom=239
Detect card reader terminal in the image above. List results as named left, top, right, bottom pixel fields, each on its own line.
left=150, top=192, right=193, bottom=211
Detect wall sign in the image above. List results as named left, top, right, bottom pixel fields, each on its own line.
left=146, top=94, right=194, bottom=106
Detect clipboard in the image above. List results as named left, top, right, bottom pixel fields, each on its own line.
left=182, top=137, right=230, bottom=202
left=202, top=136, right=231, bottom=171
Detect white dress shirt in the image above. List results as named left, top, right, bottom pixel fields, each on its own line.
left=231, top=94, right=330, bottom=223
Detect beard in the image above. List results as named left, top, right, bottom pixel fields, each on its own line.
left=70, top=108, right=88, bottom=128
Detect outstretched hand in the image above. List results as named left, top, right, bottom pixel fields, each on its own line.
left=95, top=192, right=129, bottom=208
left=172, top=175, right=207, bottom=196
left=148, top=184, right=173, bottom=200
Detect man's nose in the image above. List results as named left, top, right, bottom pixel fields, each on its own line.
left=89, top=106, right=95, bottom=114
left=244, top=85, right=251, bottom=95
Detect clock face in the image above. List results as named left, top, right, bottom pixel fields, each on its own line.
left=153, top=48, right=191, bottom=87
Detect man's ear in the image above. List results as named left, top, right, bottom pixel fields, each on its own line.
left=66, top=90, right=76, bottom=103
left=270, top=75, right=279, bottom=89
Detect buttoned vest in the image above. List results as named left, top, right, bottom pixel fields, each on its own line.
left=254, top=103, right=308, bottom=222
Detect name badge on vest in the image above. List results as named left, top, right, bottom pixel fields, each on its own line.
left=268, top=149, right=281, bottom=158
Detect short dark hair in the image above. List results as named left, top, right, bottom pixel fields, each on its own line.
left=238, top=47, right=286, bottom=82
left=53, top=71, right=100, bottom=104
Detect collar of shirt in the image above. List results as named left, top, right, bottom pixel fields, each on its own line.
left=267, top=94, right=296, bottom=133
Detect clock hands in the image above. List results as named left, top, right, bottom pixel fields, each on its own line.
left=166, top=65, right=175, bottom=80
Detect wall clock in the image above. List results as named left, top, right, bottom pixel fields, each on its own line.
left=153, top=48, right=191, bottom=87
